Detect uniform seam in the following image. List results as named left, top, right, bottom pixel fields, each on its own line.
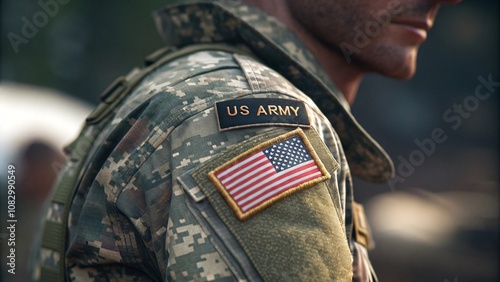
left=233, top=53, right=261, bottom=91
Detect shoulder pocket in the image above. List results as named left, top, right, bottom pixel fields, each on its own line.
left=178, top=169, right=263, bottom=282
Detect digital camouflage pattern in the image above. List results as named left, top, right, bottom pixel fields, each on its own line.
left=32, top=0, right=393, bottom=281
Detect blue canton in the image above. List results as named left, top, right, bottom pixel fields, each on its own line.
left=263, top=136, right=312, bottom=172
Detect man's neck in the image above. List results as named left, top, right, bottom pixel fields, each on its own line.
left=244, top=0, right=365, bottom=104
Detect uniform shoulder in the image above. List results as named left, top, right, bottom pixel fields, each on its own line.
left=126, top=48, right=306, bottom=108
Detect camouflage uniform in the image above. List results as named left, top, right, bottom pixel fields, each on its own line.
left=33, top=1, right=394, bottom=281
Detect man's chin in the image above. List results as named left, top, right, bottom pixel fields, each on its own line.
left=367, top=53, right=418, bottom=80
left=360, top=61, right=416, bottom=80
left=386, top=64, right=416, bottom=80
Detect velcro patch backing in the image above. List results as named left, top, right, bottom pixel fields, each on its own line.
left=215, top=98, right=310, bottom=131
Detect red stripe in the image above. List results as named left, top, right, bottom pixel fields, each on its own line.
left=232, top=161, right=318, bottom=200
left=217, top=151, right=265, bottom=178
left=222, top=161, right=274, bottom=191
left=217, top=153, right=267, bottom=182
left=237, top=165, right=320, bottom=205
left=225, top=163, right=275, bottom=193
left=240, top=170, right=322, bottom=212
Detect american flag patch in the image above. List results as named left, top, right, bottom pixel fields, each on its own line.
left=208, top=129, right=331, bottom=220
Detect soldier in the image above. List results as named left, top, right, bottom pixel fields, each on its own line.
left=32, top=0, right=460, bottom=281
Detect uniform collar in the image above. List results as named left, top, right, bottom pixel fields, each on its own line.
left=154, top=0, right=394, bottom=183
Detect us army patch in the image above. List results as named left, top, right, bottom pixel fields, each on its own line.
left=208, top=128, right=330, bottom=220
left=215, top=98, right=310, bottom=131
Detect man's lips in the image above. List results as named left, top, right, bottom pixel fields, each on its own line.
left=392, top=19, right=432, bottom=31
left=391, top=19, right=432, bottom=42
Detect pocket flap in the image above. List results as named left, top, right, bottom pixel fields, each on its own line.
left=177, top=169, right=206, bottom=202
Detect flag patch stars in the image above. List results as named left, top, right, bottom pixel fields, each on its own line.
left=263, top=136, right=311, bottom=172
left=208, top=129, right=330, bottom=221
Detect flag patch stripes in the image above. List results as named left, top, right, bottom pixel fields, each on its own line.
left=208, top=129, right=330, bottom=220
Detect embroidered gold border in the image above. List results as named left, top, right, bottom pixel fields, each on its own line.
left=207, top=128, right=331, bottom=221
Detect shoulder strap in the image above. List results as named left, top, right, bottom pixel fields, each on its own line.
left=39, top=43, right=251, bottom=281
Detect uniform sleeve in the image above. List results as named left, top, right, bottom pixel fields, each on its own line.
left=65, top=50, right=358, bottom=281
left=152, top=91, right=352, bottom=280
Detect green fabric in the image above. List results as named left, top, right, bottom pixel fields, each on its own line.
left=40, top=128, right=99, bottom=282
left=41, top=221, right=63, bottom=250
left=40, top=266, right=60, bottom=282
left=50, top=176, right=74, bottom=204
left=192, top=127, right=352, bottom=281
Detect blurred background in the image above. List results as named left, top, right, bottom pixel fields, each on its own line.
left=1, top=0, right=498, bottom=281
